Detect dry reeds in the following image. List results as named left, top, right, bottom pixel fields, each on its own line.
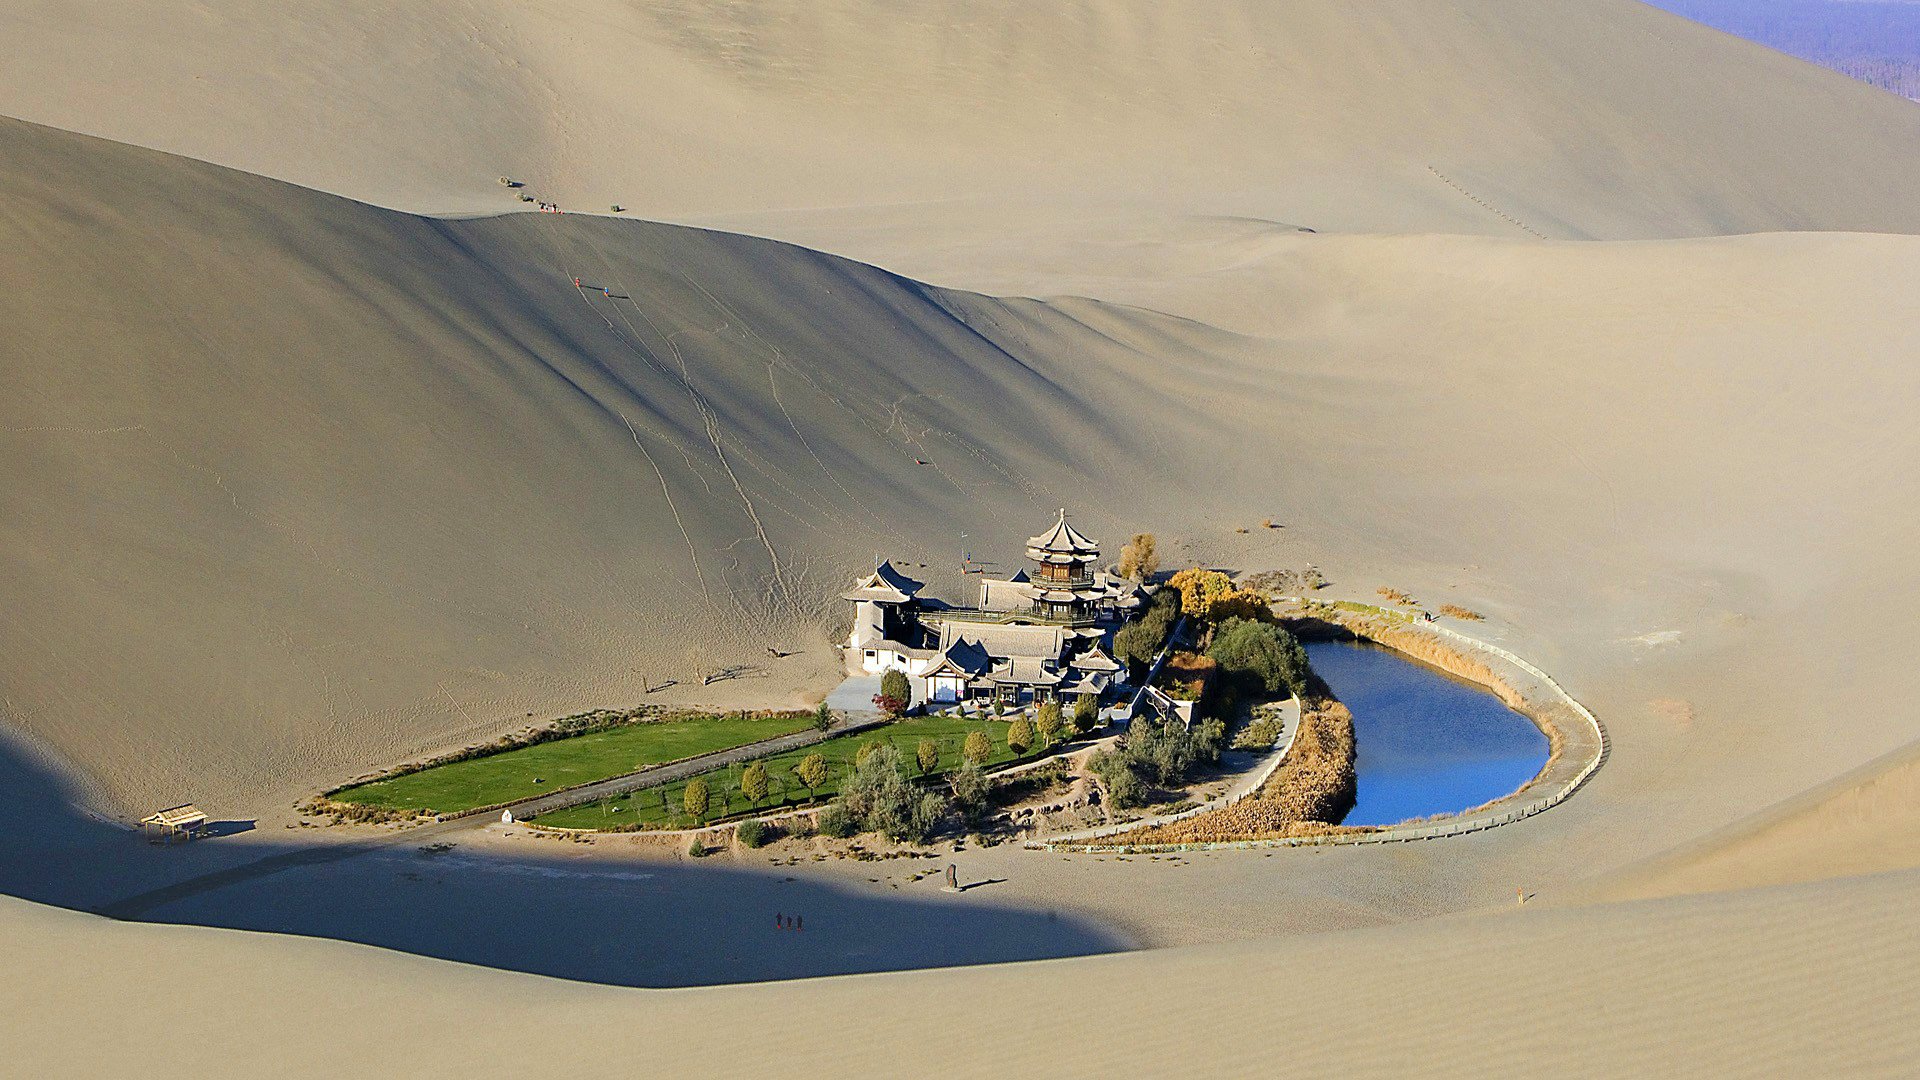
left=1439, top=604, right=1485, bottom=621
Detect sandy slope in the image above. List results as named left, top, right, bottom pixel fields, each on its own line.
left=5, top=0, right=1920, bottom=1072
left=8, top=869, right=1920, bottom=1078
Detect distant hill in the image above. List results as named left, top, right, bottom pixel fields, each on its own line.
left=1649, top=0, right=1920, bottom=100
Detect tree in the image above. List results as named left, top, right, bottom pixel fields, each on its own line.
left=1118, top=532, right=1159, bottom=581
left=683, top=778, right=711, bottom=822
left=812, top=700, right=834, bottom=732
left=949, top=758, right=991, bottom=824
left=1007, top=716, right=1035, bottom=756
left=916, top=737, right=940, bottom=776
left=1071, top=694, right=1099, bottom=733
left=1114, top=621, right=1161, bottom=674
left=1207, top=617, right=1311, bottom=698
left=839, top=744, right=944, bottom=844
left=1088, top=748, right=1145, bottom=809
left=1034, top=701, right=1062, bottom=748
left=794, top=753, right=828, bottom=798
left=741, top=761, right=769, bottom=806
left=1207, top=587, right=1274, bottom=625
left=1168, top=567, right=1234, bottom=622
left=963, top=729, right=992, bottom=765
left=873, top=669, right=912, bottom=718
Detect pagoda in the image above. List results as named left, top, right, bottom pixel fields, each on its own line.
left=1024, top=508, right=1104, bottom=623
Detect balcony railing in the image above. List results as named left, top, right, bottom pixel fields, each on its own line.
left=927, top=607, right=1098, bottom=629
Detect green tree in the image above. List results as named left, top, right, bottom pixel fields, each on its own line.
left=741, top=761, right=769, bottom=806
left=1034, top=701, right=1062, bottom=748
left=795, top=753, right=828, bottom=797
left=839, top=744, right=945, bottom=844
left=812, top=700, right=834, bottom=732
left=1007, top=716, right=1035, bottom=756
left=683, top=778, right=711, bottom=822
left=963, top=729, right=992, bottom=765
left=1071, top=694, right=1099, bottom=733
left=874, top=669, right=913, bottom=717
left=916, top=737, right=940, bottom=776
left=1206, top=617, right=1311, bottom=698
left=1088, top=748, right=1145, bottom=809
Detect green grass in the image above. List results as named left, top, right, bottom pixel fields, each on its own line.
left=330, top=713, right=813, bottom=814
left=533, top=714, right=1035, bottom=831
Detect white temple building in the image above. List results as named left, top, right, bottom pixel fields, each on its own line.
left=843, top=510, right=1143, bottom=708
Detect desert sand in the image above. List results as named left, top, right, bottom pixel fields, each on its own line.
left=4, top=1, right=1920, bottom=1074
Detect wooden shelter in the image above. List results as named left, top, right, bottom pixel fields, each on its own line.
left=141, top=803, right=207, bottom=840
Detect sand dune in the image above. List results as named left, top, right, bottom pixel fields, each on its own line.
left=5, top=0, right=1920, bottom=290
left=6, top=0, right=1920, bottom=1073
left=8, top=867, right=1920, bottom=1077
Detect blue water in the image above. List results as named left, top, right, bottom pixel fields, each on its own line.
left=1305, top=639, right=1550, bottom=827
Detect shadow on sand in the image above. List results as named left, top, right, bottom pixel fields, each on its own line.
left=0, top=733, right=1127, bottom=987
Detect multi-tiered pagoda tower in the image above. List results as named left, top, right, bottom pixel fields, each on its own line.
left=1024, top=509, right=1104, bottom=623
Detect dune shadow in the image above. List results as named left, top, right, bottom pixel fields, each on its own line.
left=0, top=734, right=1127, bottom=987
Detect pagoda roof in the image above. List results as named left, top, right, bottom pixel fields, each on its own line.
left=1071, top=646, right=1122, bottom=672
left=841, top=560, right=925, bottom=603
left=1026, top=509, right=1100, bottom=558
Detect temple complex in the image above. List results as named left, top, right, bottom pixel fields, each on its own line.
left=843, top=510, right=1142, bottom=708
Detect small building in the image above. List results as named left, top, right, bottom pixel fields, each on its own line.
left=140, top=804, right=207, bottom=840
left=844, top=510, right=1144, bottom=710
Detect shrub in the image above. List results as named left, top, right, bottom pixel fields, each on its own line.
left=683, top=778, right=711, bottom=821
left=1378, top=586, right=1415, bottom=605
left=963, top=729, right=992, bottom=765
left=916, top=737, right=940, bottom=776
left=855, top=741, right=880, bottom=768
left=817, top=800, right=858, bottom=838
left=1207, top=617, right=1311, bottom=698
left=813, top=700, right=834, bottom=731
left=1123, top=716, right=1228, bottom=788
left=741, top=761, right=769, bottom=806
left=875, top=669, right=912, bottom=717
left=735, top=818, right=770, bottom=848
left=794, top=753, right=828, bottom=797
left=1089, top=748, right=1146, bottom=809
left=1302, top=564, right=1326, bottom=591
left=1007, top=717, right=1035, bottom=755
left=949, top=759, right=991, bottom=824
left=1439, top=604, right=1485, bottom=621
left=688, top=838, right=709, bottom=858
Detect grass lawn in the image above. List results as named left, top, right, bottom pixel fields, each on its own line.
left=532, top=714, right=1035, bottom=830
left=330, top=712, right=814, bottom=814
